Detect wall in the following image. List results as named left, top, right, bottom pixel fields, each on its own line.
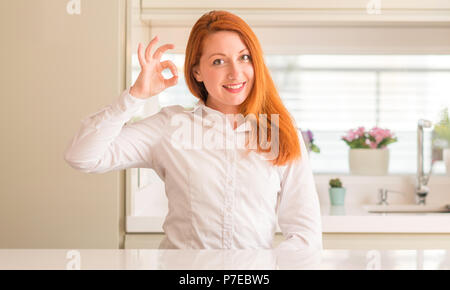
left=0, top=0, right=127, bottom=248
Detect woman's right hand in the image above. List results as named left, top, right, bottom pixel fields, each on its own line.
left=130, top=36, right=178, bottom=99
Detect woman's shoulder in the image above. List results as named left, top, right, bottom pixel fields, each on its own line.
left=150, top=104, right=197, bottom=126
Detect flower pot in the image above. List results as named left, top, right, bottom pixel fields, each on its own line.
left=329, top=187, right=346, bottom=206
left=349, top=148, right=389, bottom=175
left=444, top=148, right=450, bottom=176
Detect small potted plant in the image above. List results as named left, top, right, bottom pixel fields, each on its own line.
left=329, top=178, right=346, bottom=206
left=342, top=126, right=398, bottom=175
left=433, top=107, right=450, bottom=174
left=300, top=129, right=320, bottom=153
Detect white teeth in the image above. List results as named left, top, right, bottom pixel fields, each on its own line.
left=224, top=82, right=244, bottom=89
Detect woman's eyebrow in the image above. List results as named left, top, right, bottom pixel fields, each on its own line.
left=208, top=48, right=249, bottom=59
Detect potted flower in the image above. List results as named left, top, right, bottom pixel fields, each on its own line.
left=329, top=178, right=346, bottom=206
left=300, top=129, right=320, bottom=153
left=342, top=126, right=398, bottom=175
left=433, top=108, right=450, bottom=174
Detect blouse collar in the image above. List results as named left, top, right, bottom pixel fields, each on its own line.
left=185, top=99, right=252, bottom=132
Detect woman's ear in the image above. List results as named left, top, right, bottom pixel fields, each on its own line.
left=193, top=65, right=203, bottom=82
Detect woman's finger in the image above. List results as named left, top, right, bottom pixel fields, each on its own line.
left=145, top=36, right=159, bottom=63
left=153, top=44, right=175, bottom=61
left=137, top=43, right=146, bottom=68
left=164, top=75, right=178, bottom=88
left=160, top=60, right=178, bottom=78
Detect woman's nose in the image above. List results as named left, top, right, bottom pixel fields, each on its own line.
left=227, top=62, right=242, bottom=80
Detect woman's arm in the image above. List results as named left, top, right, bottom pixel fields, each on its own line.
left=64, top=36, right=178, bottom=174
left=63, top=89, right=169, bottom=173
left=276, top=132, right=323, bottom=251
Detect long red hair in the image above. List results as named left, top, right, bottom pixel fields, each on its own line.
left=184, top=10, right=301, bottom=166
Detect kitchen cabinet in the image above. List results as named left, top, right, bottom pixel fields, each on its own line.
left=124, top=233, right=450, bottom=250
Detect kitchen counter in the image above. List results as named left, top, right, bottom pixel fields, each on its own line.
left=127, top=204, right=450, bottom=234
left=321, top=204, right=450, bottom=233
left=1, top=249, right=449, bottom=270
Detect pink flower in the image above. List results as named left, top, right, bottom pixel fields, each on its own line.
left=343, top=129, right=358, bottom=142
left=369, top=141, right=378, bottom=149
left=356, top=127, right=365, bottom=137
left=343, top=125, right=397, bottom=149
left=368, top=127, right=395, bottom=148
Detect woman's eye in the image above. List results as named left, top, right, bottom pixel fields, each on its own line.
left=212, top=55, right=251, bottom=65
left=213, top=59, right=224, bottom=65
left=242, top=54, right=251, bottom=61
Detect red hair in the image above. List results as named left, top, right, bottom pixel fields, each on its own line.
left=184, top=10, right=301, bottom=166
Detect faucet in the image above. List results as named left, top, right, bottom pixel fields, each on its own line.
left=416, top=119, right=433, bottom=205
left=377, top=188, right=405, bottom=205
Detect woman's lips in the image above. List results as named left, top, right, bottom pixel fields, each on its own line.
left=223, top=82, right=246, bottom=93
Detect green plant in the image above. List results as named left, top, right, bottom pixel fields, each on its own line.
left=329, top=178, right=343, bottom=188
left=301, top=129, right=320, bottom=153
left=434, top=107, right=450, bottom=148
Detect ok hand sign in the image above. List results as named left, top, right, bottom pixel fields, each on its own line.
left=130, top=36, right=178, bottom=99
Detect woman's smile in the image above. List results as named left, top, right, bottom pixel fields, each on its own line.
left=223, top=81, right=246, bottom=93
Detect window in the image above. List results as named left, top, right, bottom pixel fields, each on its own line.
left=132, top=53, right=450, bottom=175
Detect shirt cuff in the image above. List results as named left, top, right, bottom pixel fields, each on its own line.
left=112, top=87, right=148, bottom=114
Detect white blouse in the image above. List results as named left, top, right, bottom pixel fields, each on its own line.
left=64, top=88, right=323, bottom=251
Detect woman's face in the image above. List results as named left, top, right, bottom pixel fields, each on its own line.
left=193, top=31, right=254, bottom=114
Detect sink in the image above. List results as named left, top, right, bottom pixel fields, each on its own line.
left=363, top=204, right=450, bottom=213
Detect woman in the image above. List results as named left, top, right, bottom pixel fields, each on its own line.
left=64, top=10, right=322, bottom=250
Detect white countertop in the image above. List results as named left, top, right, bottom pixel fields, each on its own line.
left=320, top=204, right=450, bottom=233
left=1, top=249, right=449, bottom=270
left=126, top=204, right=450, bottom=234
